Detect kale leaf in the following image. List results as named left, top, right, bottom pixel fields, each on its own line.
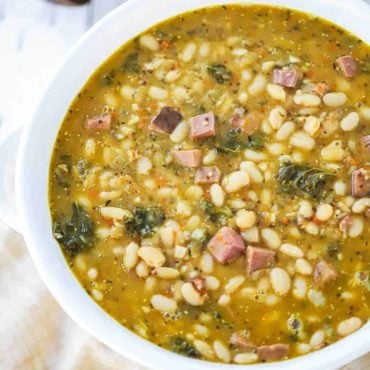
left=121, top=53, right=140, bottom=73
left=170, top=336, right=200, bottom=358
left=124, top=207, right=165, bottom=237
left=277, top=163, right=335, bottom=199
left=200, top=199, right=232, bottom=225
left=53, top=203, right=95, bottom=256
left=207, top=63, right=232, bottom=84
left=216, top=129, right=266, bottom=153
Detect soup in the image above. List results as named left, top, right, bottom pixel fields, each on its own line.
left=49, top=4, right=370, bottom=364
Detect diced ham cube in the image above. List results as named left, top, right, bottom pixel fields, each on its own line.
left=207, top=226, right=245, bottom=264
left=190, top=112, right=216, bottom=140
left=230, top=332, right=255, bottom=351
left=362, top=135, right=370, bottom=152
left=172, top=150, right=201, bottom=168
left=273, top=68, right=299, bottom=88
left=149, top=107, right=183, bottom=134
left=339, top=215, right=353, bottom=232
left=352, top=168, right=370, bottom=198
left=246, top=246, right=276, bottom=274
left=257, top=343, right=289, bottom=361
left=191, top=277, right=206, bottom=293
left=229, top=107, right=245, bottom=129
left=337, top=55, right=357, bottom=78
left=315, top=82, right=330, bottom=97
left=194, top=166, right=221, bottom=184
left=85, top=113, right=112, bottom=130
left=229, top=108, right=262, bottom=135
left=314, top=260, right=338, bottom=284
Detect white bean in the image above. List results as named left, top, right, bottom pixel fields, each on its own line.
left=290, top=131, right=315, bottom=151
left=280, top=243, right=304, bottom=258
left=310, top=330, right=325, bottom=349
left=244, top=149, right=266, bottom=161
left=224, top=275, right=245, bottom=294
left=179, top=42, right=197, bottom=62
left=293, top=93, right=321, bottom=107
left=235, top=209, right=256, bottom=229
left=276, top=121, right=295, bottom=141
left=233, top=353, right=259, bottom=364
left=348, top=216, right=364, bottom=238
left=149, top=86, right=168, bottom=100
left=248, top=74, right=267, bottom=96
left=200, top=252, right=214, bottom=273
left=151, top=294, right=177, bottom=313
left=213, top=340, right=231, bottom=363
left=203, top=149, right=217, bottom=165
left=181, top=282, right=204, bottom=306
left=295, top=259, right=313, bottom=275
left=267, top=83, right=286, bottom=101
left=337, top=317, right=362, bottom=336
left=139, top=34, right=159, bottom=51
left=210, top=184, right=225, bottom=207
left=352, top=198, right=370, bottom=213
left=240, top=161, right=263, bottom=183
left=293, top=276, right=307, bottom=299
left=298, top=200, right=314, bottom=218
left=304, top=116, right=320, bottom=136
left=137, top=247, right=165, bottom=267
left=123, top=242, right=139, bottom=270
left=241, top=226, right=259, bottom=243
left=340, top=112, right=360, bottom=131
left=217, top=294, right=231, bottom=306
left=268, top=106, right=286, bottom=129
left=137, top=156, right=152, bottom=175
left=100, top=207, right=130, bottom=220
left=205, top=276, right=220, bottom=290
left=323, top=92, right=347, bottom=107
left=261, top=228, right=281, bottom=249
left=308, top=289, right=326, bottom=307
left=222, top=170, right=250, bottom=193
left=156, top=267, right=180, bottom=279
left=170, top=121, right=188, bottom=143
left=270, top=267, right=291, bottom=295
left=193, top=340, right=214, bottom=359
left=315, top=204, right=334, bottom=221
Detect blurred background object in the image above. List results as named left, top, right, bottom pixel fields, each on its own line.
left=47, top=0, right=91, bottom=4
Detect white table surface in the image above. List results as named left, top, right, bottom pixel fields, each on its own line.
left=0, top=1, right=369, bottom=369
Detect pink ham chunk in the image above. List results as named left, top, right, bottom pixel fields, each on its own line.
left=362, top=135, right=370, bottom=152
left=339, top=215, right=353, bottom=232
left=352, top=168, right=370, bottom=197
left=85, top=113, right=112, bottom=130
left=172, top=150, right=201, bottom=168
left=149, top=107, right=183, bottom=134
left=194, top=166, right=221, bottom=184
left=246, top=246, right=276, bottom=274
left=230, top=332, right=255, bottom=351
left=207, top=227, right=245, bottom=264
left=257, top=344, right=289, bottom=361
left=229, top=108, right=262, bottom=135
left=191, top=277, right=206, bottom=293
left=273, top=68, right=299, bottom=88
left=314, top=260, right=338, bottom=284
left=190, top=112, right=216, bottom=140
left=337, top=55, right=357, bottom=78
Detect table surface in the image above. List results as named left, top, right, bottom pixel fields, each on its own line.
left=0, top=0, right=369, bottom=369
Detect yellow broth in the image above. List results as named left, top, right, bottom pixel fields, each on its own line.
left=49, top=4, right=370, bottom=364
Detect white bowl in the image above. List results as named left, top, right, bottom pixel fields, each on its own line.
left=1, top=0, right=369, bottom=369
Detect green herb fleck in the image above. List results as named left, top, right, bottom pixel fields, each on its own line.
left=207, top=63, right=232, bottom=84
left=200, top=199, right=232, bottom=225
left=170, top=336, right=199, bottom=358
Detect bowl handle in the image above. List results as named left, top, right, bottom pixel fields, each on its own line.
left=0, top=128, right=23, bottom=233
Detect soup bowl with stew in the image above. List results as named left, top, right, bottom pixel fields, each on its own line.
left=0, top=0, right=369, bottom=369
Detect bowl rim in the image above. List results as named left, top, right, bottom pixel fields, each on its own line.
left=16, top=0, right=370, bottom=369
